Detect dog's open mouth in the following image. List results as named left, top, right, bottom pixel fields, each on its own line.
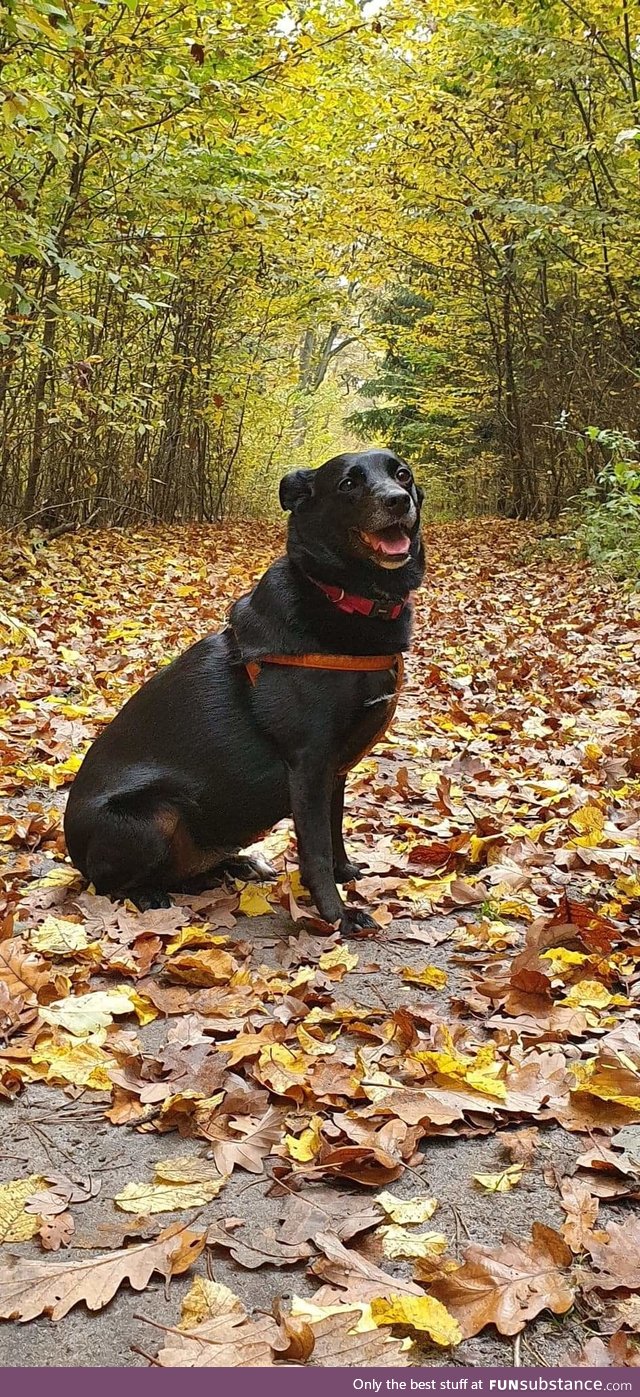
left=359, top=525, right=412, bottom=560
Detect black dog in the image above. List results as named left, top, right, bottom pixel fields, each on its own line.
left=64, top=449, right=424, bottom=933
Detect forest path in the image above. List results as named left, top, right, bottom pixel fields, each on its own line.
left=0, top=521, right=639, bottom=1368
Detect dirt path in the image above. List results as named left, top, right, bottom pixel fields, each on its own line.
left=1, top=521, right=639, bottom=1368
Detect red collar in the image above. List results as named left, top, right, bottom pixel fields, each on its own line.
left=307, top=574, right=410, bottom=621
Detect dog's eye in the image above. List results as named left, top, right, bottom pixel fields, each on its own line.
left=338, top=477, right=356, bottom=493
left=396, top=466, right=412, bottom=486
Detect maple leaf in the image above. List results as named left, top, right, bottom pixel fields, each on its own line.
left=428, top=1224, right=575, bottom=1337
left=0, top=1223, right=205, bottom=1320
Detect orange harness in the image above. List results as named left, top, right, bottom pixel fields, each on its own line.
left=243, top=649, right=404, bottom=774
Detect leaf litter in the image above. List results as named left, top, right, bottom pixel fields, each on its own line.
left=1, top=521, right=640, bottom=1364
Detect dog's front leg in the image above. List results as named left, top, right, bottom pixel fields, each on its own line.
left=289, top=761, right=375, bottom=934
left=331, top=776, right=363, bottom=884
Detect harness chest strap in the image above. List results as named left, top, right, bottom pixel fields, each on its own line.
left=243, top=650, right=405, bottom=774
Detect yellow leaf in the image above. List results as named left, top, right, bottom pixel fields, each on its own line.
left=400, top=964, right=448, bottom=990
left=571, top=1061, right=640, bottom=1111
left=370, top=1294, right=461, bottom=1346
left=0, top=1175, right=46, bottom=1243
left=541, top=947, right=588, bottom=976
left=28, top=866, right=80, bottom=891
left=29, top=917, right=90, bottom=955
left=115, top=1178, right=226, bottom=1213
left=375, top=1192, right=438, bottom=1224
left=285, top=1115, right=324, bottom=1162
left=290, top=1296, right=376, bottom=1333
left=560, top=979, right=628, bottom=1010
left=570, top=804, right=605, bottom=836
left=166, top=925, right=228, bottom=955
left=493, top=898, right=535, bottom=921
left=295, top=1024, right=336, bottom=1057
left=238, top=885, right=273, bottom=916
left=40, top=986, right=152, bottom=1037
left=30, top=1039, right=114, bottom=1091
left=318, top=946, right=359, bottom=973
left=168, top=947, right=237, bottom=985
left=616, top=874, right=640, bottom=899
left=380, top=1225, right=448, bottom=1260
left=474, top=1164, right=524, bottom=1193
left=179, top=1277, right=244, bottom=1330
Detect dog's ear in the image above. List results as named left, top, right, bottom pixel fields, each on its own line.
left=279, top=468, right=315, bottom=512
left=415, top=483, right=424, bottom=508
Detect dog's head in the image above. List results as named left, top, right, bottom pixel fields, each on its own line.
left=280, top=449, right=424, bottom=577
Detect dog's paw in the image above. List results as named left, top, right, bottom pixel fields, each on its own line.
left=130, top=890, right=172, bottom=911
left=339, top=907, right=378, bottom=936
left=221, top=855, right=278, bottom=882
left=334, top=860, right=363, bottom=884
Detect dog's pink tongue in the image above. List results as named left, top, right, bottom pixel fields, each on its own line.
left=366, top=529, right=410, bottom=556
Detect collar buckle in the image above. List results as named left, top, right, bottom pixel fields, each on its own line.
left=371, top=598, right=402, bottom=620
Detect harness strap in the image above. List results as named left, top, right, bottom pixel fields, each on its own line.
left=244, top=651, right=400, bottom=685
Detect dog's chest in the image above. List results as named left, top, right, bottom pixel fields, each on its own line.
left=338, top=668, right=398, bottom=770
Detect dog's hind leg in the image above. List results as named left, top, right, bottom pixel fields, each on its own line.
left=83, top=803, right=176, bottom=907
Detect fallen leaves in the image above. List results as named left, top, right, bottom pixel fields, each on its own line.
left=0, top=1176, right=46, bottom=1243
left=429, top=1224, right=575, bottom=1337
left=0, top=1223, right=205, bottom=1321
left=370, top=1294, right=461, bottom=1346
left=5, top=521, right=640, bottom=1362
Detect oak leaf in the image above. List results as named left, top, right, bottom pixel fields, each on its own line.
left=208, top=1106, right=283, bottom=1175
left=0, top=1222, right=205, bottom=1320
left=428, top=1224, right=574, bottom=1337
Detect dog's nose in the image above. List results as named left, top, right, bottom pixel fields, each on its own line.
left=384, top=490, right=412, bottom=518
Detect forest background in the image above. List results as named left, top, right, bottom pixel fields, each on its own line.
left=1, top=0, right=639, bottom=565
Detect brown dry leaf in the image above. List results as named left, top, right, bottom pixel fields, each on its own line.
left=206, top=1221, right=313, bottom=1269
left=559, top=1176, right=601, bottom=1252
left=154, top=1311, right=284, bottom=1367
left=429, top=1223, right=575, bottom=1337
left=584, top=1218, right=640, bottom=1291
left=277, top=1190, right=381, bottom=1245
left=0, top=1222, right=205, bottom=1320
left=310, top=1231, right=424, bottom=1303
left=166, top=948, right=239, bottom=986
left=567, top=1334, right=640, bottom=1367
left=38, top=1213, right=75, bottom=1252
left=499, top=1128, right=540, bottom=1165
left=0, top=939, right=53, bottom=1005
left=208, top=1107, right=283, bottom=1175
left=306, top=1309, right=412, bottom=1365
